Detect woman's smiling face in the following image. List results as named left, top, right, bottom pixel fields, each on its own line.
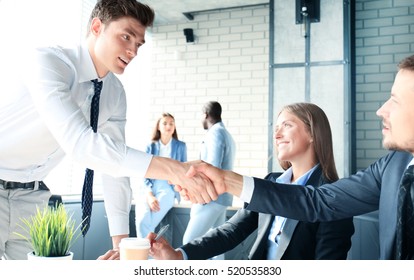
left=274, top=110, right=314, bottom=164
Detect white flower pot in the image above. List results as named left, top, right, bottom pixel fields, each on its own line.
left=27, top=251, right=74, bottom=260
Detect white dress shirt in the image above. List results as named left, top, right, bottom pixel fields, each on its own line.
left=0, top=43, right=152, bottom=236
left=159, top=139, right=172, bottom=158
left=241, top=167, right=318, bottom=204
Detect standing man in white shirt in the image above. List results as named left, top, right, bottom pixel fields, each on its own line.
left=0, top=0, right=215, bottom=260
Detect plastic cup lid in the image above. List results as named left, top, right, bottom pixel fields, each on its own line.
left=119, top=238, right=150, bottom=249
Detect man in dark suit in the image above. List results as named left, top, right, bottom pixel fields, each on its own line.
left=244, top=151, right=412, bottom=260
left=180, top=54, right=414, bottom=260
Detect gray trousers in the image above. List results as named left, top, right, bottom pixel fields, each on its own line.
left=0, top=187, right=51, bottom=259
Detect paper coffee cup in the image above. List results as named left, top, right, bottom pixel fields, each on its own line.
left=119, top=238, right=150, bottom=260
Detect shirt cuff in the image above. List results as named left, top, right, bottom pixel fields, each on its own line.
left=176, top=248, right=188, bottom=260
left=107, top=215, right=130, bottom=237
left=120, top=148, right=153, bottom=178
left=240, top=176, right=254, bottom=203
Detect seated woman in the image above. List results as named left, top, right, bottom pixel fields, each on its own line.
left=148, top=102, right=354, bottom=260
left=135, top=113, right=187, bottom=238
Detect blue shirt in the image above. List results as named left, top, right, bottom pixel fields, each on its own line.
left=266, top=164, right=319, bottom=259
left=201, top=122, right=236, bottom=206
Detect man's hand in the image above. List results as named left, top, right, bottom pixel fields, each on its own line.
left=176, top=161, right=227, bottom=202
left=186, top=161, right=227, bottom=194
left=145, top=157, right=219, bottom=204
left=173, top=160, right=226, bottom=203
left=147, top=232, right=184, bottom=260
left=97, top=249, right=119, bottom=260
left=179, top=160, right=244, bottom=199
left=97, top=234, right=127, bottom=260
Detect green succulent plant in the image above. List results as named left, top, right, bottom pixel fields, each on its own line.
left=16, top=204, right=82, bottom=257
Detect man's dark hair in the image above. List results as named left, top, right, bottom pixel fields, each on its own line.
left=87, top=0, right=155, bottom=34
left=203, top=101, right=222, bottom=122
left=398, top=55, right=414, bottom=71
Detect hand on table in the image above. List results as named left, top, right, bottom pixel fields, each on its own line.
left=97, top=249, right=119, bottom=260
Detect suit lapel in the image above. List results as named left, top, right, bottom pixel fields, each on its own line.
left=256, top=214, right=273, bottom=241
left=170, top=139, right=176, bottom=158
left=275, top=219, right=299, bottom=260
left=274, top=166, right=323, bottom=260
left=152, top=141, right=160, bottom=155
left=249, top=214, right=273, bottom=259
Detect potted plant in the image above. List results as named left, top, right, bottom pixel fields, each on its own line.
left=16, top=203, right=82, bottom=260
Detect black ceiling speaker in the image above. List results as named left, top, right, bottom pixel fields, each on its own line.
left=183, top=28, right=194, bottom=43
left=295, top=0, right=320, bottom=24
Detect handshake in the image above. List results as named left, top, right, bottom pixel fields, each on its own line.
left=98, top=159, right=244, bottom=261
left=168, top=160, right=243, bottom=204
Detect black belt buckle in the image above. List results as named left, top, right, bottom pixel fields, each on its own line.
left=0, top=179, right=48, bottom=190
left=3, top=180, right=16, bottom=189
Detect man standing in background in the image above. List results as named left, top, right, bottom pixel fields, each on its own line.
left=182, top=101, right=236, bottom=260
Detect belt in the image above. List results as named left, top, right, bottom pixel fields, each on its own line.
left=0, top=179, right=48, bottom=190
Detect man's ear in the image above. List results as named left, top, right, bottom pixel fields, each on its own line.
left=90, top=17, right=103, bottom=37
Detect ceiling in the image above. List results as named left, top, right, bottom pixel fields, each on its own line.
left=138, top=0, right=269, bottom=26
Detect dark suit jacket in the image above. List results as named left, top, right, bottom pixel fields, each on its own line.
left=247, top=151, right=413, bottom=259
left=181, top=166, right=354, bottom=259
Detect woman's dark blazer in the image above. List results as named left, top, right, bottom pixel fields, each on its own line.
left=181, top=166, right=355, bottom=259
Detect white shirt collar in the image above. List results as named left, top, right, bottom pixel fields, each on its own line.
left=78, top=43, right=101, bottom=83
left=276, top=164, right=319, bottom=185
